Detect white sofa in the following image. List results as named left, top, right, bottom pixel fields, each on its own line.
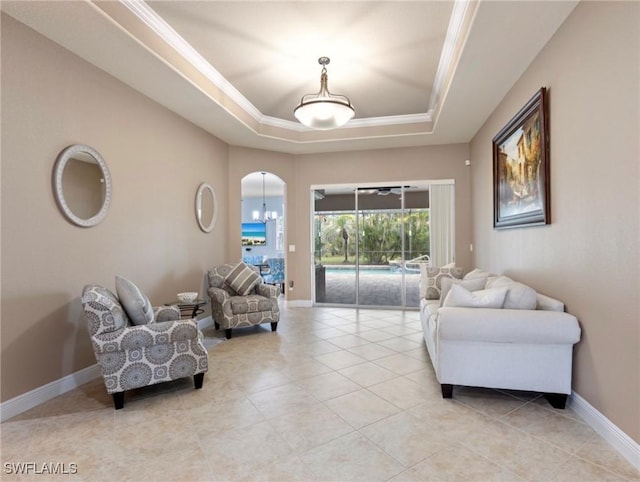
left=419, top=269, right=581, bottom=408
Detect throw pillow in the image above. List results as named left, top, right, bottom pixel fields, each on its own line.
left=115, top=276, right=154, bottom=325
left=485, top=276, right=538, bottom=310
left=536, top=293, right=564, bottom=312
left=439, top=276, right=488, bottom=307
left=463, top=268, right=494, bottom=281
left=420, top=264, right=464, bottom=300
left=225, top=261, right=261, bottom=296
left=442, top=283, right=508, bottom=309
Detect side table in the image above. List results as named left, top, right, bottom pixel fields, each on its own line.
left=165, top=299, right=208, bottom=319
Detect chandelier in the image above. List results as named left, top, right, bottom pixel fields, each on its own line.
left=294, top=57, right=355, bottom=130
left=252, top=172, right=277, bottom=223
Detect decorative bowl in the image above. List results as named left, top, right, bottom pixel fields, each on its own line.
left=177, top=292, right=198, bottom=303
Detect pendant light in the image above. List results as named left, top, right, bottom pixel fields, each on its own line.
left=294, top=57, right=355, bottom=130
left=253, top=172, right=275, bottom=223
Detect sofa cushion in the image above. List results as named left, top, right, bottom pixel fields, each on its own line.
left=439, top=276, right=487, bottom=307
left=225, top=261, right=261, bottom=296
left=442, top=283, right=508, bottom=309
left=486, top=276, right=538, bottom=310
left=115, top=276, right=154, bottom=325
left=420, top=264, right=464, bottom=300
left=230, top=294, right=273, bottom=314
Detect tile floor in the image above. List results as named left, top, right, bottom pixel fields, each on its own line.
left=2, top=306, right=639, bottom=481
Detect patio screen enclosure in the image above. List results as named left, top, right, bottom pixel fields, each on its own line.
left=312, top=182, right=455, bottom=308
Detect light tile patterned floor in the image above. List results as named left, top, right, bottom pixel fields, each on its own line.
left=2, top=306, right=639, bottom=481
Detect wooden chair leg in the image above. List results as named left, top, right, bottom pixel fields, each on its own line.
left=113, top=392, right=125, bottom=410
left=271, top=322, right=278, bottom=332
left=225, top=328, right=232, bottom=339
left=194, top=373, right=204, bottom=389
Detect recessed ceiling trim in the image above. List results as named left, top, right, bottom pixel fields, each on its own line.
left=261, top=112, right=432, bottom=132
left=4, top=0, right=577, bottom=153
left=346, top=113, right=432, bottom=129
left=121, top=0, right=464, bottom=134
left=427, top=0, right=478, bottom=119
left=260, top=115, right=309, bottom=132
left=121, top=0, right=263, bottom=122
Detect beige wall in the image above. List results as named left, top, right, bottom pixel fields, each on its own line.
left=469, top=2, right=639, bottom=442
left=1, top=14, right=229, bottom=402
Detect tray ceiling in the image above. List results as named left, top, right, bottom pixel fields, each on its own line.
left=1, top=1, right=578, bottom=154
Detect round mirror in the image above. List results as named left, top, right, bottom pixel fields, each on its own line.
left=195, top=183, right=217, bottom=233
left=53, top=144, right=112, bottom=227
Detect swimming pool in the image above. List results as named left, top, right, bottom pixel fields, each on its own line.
left=323, top=265, right=419, bottom=275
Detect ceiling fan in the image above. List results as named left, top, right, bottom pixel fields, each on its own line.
left=357, top=186, right=414, bottom=196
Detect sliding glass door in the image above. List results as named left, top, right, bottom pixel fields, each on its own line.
left=402, top=190, right=431, bottom=307
left=357, top=188, right=404, bottom=307
left=313, top=207, right=356, bottom=304
left=313, top=182, right=442, bottom=309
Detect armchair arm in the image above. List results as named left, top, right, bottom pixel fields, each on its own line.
left=208, top=286, right=230, bottom=304
left=92, top=318, right=199, bottom=354
left=256, top=283, right=279, bottom=298
left=153, top=305, right=181, bottom=322
left=208, top=286, right=233, bottom=317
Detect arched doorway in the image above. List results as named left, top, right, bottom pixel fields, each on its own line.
left=241, top=172, right=286, bottom=292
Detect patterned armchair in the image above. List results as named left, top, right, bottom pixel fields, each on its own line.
left=262, top=257, right=285, bottom=292
left=81, top=284, right=208, bottom=409
left=207, top=263, right=280, bottom=339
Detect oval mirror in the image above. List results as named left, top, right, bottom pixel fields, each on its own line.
left=53, top=144, right=112, bottom=227
left=195, top=183, right=217, bottom=233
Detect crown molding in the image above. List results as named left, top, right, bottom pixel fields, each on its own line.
left=120, top=0, right=263, bottom=122
left=427, top=0, right=479, bottom=120
left=120, top=0, right=471, bottom=134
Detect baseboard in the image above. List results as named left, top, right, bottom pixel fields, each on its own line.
left=1, top=316, right=216, bottom=423
left=284, top=299, right=313, bottom=308
left=0, top=364, right=101, bottom=423
left=569, top=392, right=640, bottom=470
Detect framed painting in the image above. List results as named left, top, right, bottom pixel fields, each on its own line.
left=493, top=87, right=550, bottom=229
left=241, top=222, right=266, bottom=246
